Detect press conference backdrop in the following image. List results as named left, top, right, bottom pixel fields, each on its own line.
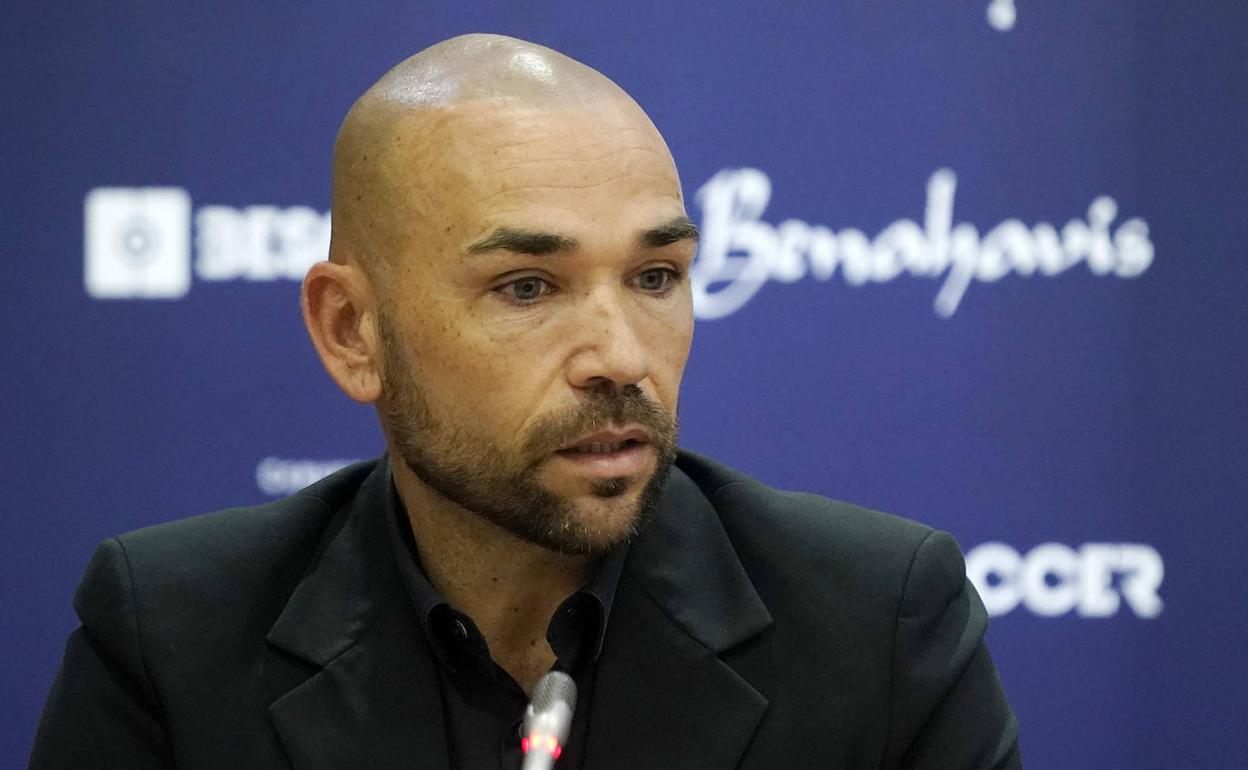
left=3, top=2, right=1246, bottom=766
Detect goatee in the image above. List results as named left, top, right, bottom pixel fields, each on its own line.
left=379, top=315, right=677, bottom=555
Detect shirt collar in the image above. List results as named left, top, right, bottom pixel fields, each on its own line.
left=382, top=457, right=629, bottom=673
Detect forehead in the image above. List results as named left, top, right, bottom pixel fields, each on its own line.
left=411, top=99, right=685, bottom=244
left=449, top=99, right=672, bottom=174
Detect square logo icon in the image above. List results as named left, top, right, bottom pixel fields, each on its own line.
left=85, top=187, right=192, bottom=299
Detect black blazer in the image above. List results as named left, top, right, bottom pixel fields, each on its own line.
left=30, top=451, right=1020, bottom=769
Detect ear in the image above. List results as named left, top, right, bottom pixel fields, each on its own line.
left=301, top=260, right=383, bottom=404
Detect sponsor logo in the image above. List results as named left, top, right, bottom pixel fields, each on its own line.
left=84, top=187, right=330, bottom=298
left=196, top=205, right=331, bottom=282
left=84, top=187, right=192, bottom=299
left=692, top=168, right=1153, bottom=319
left=91, top=172, right=1153, bottom=322
left=966, top=542, right=1163, bottom=618
left=256, top=456, right=360, bottom=497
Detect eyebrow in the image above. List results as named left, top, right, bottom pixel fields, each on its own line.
left=639, top=216, right=700, bottom=249
left=465, top=228, right=577, bottom=256
left=464, top=215, right=700, bottom=256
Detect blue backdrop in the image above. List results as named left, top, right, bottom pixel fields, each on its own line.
left=4, top=2, right=1247, bottom=766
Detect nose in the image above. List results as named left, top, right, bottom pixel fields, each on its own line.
left=565, top=286, right=650, bottom=392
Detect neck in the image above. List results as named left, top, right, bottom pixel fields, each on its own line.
left=391, top=457, right=593, bottom=691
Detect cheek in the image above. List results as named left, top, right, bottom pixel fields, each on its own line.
left=413, top=317, right=558, bottom=433
left=637, top=299, right=694, bottom=403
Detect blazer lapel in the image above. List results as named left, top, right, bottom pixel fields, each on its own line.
left=264, top=460, right=451, bottom=770
left=585, top=469, right=774, bottom=769
left=267, top=600, right=450, bottom=770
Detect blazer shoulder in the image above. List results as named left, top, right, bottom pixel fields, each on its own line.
left=118, top=459, right=372, bottom=570
left=75, top=459, right=378, bottom=638
left=674, top=449, right=958, bottom=603
left=676, top=449, right=936, bottom=554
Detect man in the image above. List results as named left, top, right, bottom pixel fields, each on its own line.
left=31, top=34, right=1020, bottom=769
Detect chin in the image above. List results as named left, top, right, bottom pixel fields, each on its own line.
left=591, top=477, right=630, bottom=498
left=562, top=488, right=646, bottom=548
left=531, top=459, right=671, bottom=554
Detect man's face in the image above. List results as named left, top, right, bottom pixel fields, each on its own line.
left=374, top=99, right=695, bottom=555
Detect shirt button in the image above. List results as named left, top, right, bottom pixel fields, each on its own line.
left=450, top=619, right=469, bottom=642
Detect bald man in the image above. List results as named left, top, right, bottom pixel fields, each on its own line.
left=31, top=35, right=1020, bottom=770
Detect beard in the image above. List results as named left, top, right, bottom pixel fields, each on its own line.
left=377, top=310, right=678, bottom=556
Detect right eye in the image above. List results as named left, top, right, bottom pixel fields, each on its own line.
left=495, top=275, right=555, bottom=305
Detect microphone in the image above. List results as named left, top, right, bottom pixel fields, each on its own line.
left=521, top=670, right=578, bottom=770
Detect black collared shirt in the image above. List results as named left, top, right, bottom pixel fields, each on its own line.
left=384, top=469, right=628, bottom=770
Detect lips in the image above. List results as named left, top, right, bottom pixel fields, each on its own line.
left=565, top=441, right=636, bottom=454
left=552, top=426, right=656, bottom=479
left=556, top=427, right=652, bottom=454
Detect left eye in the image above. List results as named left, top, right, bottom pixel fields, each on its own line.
left=635, top=267, right=677, bottom=293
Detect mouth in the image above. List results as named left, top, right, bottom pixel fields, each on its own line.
left=556, top=427, right=652, bottom=453
left=552, top=427, right=655, bottom=478
left=558, top=438, right=645, bottom=454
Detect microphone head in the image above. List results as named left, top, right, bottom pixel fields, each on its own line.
left=523, top=670, right=578, bottom=757
left=529, top=670, right=577, bottom=715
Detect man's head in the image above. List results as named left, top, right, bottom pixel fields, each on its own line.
left=302, top=34, right=697, bottom=555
